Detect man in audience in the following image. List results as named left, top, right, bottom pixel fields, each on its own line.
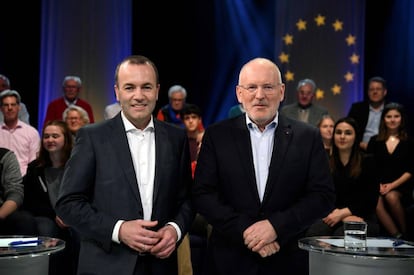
left=0, top=74, right=30, bottom=124
left=44, top=75, right=95, bottom=125
left=347, top=76, right=388, bottom=151
left=0, top=147, right=37, bottom=235
left=280, top=78, right=329, bottom=126
left=0, top=90, right=40, bottom=176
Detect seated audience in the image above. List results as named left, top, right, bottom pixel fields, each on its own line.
left=63, top=105, right=90, bottom=139
left=317, top=114, right=335, bottom=156
left=22, top=120, right=79, bottom=275
left=43, top=75, right=94, bottom=125
left=367, top=102, right=414, bottom=239
left=0, top=89, right=40, bottom=176
left=306, top=117, right=380, bottom=237
left=348, top=76, right=388, bottom=151
left=0, top=74, right=30, bottom=124
left=0, top=147, right=37, bottom=235
left=280, top=78, right=329, bottom=126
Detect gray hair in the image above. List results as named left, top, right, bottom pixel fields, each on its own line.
left=168, top=85, right=187, bottom=98
left=0, top=74, right=10, bottom=87
left=296, top=78, right=316, bottom=92
left=62, top=76, right=82, bottom=87
left=0, top=89, right=21, bottom=104
left=63, top=105, right=90, bottom=123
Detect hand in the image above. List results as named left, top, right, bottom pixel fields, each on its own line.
left=257, top=241, right=280, bottom=258
left=323, top=209, right=344, bottom=227
left=55, top=216, right=69, bottom=228
left=243, top=220, right=277, bottom=253
left=150, top=225, right=177, bottom=259
left=119, top=220, right=160, bottom=254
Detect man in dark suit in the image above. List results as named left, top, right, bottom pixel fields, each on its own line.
left=347, top=76, right=388, bottom=151
left=56, top=55, right=193, bottom=275
left=192, top=58, right=335, bottom=275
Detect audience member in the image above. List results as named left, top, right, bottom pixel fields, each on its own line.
left=348, top=76, right=388, bottom=151
left=156, top=84, right=188, bottom=128
left=63, top=105, right=90, bottom=139
left=0, top=147, right=37, bottom=235
left=180, top=104, right=204, bottom=169
left=22, top=120, right=78, bottom=275
left=227, top=103, right=245, bottom=118
left=0, top=89, right=40, bottom=176
left=367, top=102, right=414, bottom=239
left=317, top=114, right=335, bottom=156
left=306, top=117, right=380, bottom=237
left=180, top=103, right=209, bottom=275
left=43, top=76, right=95, bottom=125
left=104, top=101, right=122, bottom=119
left=0, top=74, right=30, bottom=124
left=280, top=78, right=329, bottom=126
left=55, top=55, right=194, bottom=275
left=192, top=57, right=335, bottom=275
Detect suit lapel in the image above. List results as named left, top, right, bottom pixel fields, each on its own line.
left=109, top=115, right=141, bottom=203
left=262, top=116, right=293, bottom=203
left=233, top=116, right=262, bottom=204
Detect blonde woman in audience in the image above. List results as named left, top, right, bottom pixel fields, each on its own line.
left=317, top=114, right=335, bottom=156
left=63, top=105, right=90, bottom=139
left=367, top=102, right=414, bottom=239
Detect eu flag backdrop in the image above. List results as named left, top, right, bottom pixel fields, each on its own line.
left=275, top=0, right=366, bottom=121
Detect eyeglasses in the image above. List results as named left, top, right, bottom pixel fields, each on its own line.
left=238, top=84, right=281, bottom=94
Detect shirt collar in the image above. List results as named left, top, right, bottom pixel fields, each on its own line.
left=121, top=111, right=154, bottom=133
left=245, top=113, right=278, bottom=131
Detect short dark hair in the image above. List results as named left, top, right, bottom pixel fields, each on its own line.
left=180, top=104, right=202, bottom=118
left=368, top=76, right=387, bottom=89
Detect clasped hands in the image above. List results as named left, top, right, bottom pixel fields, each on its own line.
left=243, top=220, right=280, bottom=258
left=119, top=219, right=177, bottom=259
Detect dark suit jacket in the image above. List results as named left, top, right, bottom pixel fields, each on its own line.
left=347, top=101, right=371, bottom=139
left=55, top=114, right=193, bottom=275
left=280, top=102, right=329, bottom=126
left=192, top=114, right=335, bottom=275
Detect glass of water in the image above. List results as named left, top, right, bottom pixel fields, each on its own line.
left=343, top=221, right=367, bottom=250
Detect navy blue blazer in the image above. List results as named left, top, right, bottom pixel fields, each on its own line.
left=192, top=114, right=335, bottom=275
left=56, top=114, right=193, bottom=275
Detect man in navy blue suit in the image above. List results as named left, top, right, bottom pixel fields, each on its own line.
left=193, top=57, right=335, bottom=275
left=56, top=55, right=193, bottom=275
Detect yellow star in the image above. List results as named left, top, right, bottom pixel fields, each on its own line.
left=283, top=34, right=294, bottom=45
left=315, top=89, right=324, bottom=99
left=350, top=53, right=360, bottom=64
left=296, top=19, right=307, bottom=31
left=284, top=70, right=295, bottom=82
left=278, top=52, right=289, bottom=63
left=344, top=72, right=354, bottom=82
left=345, top=34, right=356, bottom=46
left=332, top=20, right=343, bottom=31
left=331, top=84, right=342, bottom=95
left=314, top=14, right=325, bottom=26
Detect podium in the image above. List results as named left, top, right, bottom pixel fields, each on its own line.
left=0, top=235, right=65, bottom=275
left=299, top=236, right=414, bottom=275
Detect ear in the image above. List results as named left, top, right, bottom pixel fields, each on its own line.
left=236, top=86, right=243, bottom=103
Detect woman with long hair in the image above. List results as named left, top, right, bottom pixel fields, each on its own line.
left=367, top=102, right=414, bottom=239
left=307, top=117, right=380, bottom=237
